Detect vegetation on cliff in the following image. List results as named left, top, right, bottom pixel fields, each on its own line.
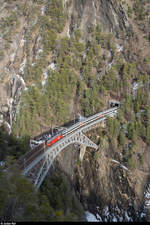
left=0, top=0, right=150, bottom=222
left=0, top=154, right=85, bottom=221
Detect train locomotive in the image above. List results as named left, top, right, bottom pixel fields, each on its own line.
left=45, top=134, right=63, bottom=146
left=17, top=106, right=119, bottom=171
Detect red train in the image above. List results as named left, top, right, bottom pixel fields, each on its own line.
left=45, top=134, right=63, bottom=147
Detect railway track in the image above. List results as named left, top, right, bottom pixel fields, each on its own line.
left=17, top=106, right=119, bottom=172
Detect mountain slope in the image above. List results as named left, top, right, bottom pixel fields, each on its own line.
left=0, top=0, right=150, bottom=222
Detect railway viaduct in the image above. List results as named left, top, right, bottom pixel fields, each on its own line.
left=17, top=106, right=119, bottom=190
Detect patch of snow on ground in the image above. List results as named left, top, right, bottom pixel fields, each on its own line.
left=104, top=206, right=109, bottom=217
left=49, top=62, right=56, bottom=71
left=125, top=211, right=132, bottom=221
left=112, top=215, right=117, bottom=222
left=42, top=71, right=48, bottom=87
left=85, top=211, right=99, bottom=222
left=133, top=81, right=143, bottom=91
left=145, top=191, right=150, bottom=199
left=139, top=183, right=150, bottom=219
left=42, top=63, right=56, bottom=87
left=118, top=216, right=123, bottom=222
left=10, top=53, right=15, bottom=62
left=96, top=213, right=102, bottom=221
left=116, top=43, right=123, bottom=52
left=15, top=74, right=27, bottom=91
left=140, top=211, right=146, bottom=218
left=0, top=161, right=5, bottom=167
left=37, top=35, right=42, bottom=42
left=0, top=161, right=5, bottom=166
left=20, top=38, right=26, bottom=47
left=19, top=58, right=26, bottom=75
left=38, top=48, right=43, bottom=53
left=67, top=27, right=70, bottom=38
left=144, top=184, right=150, bottom=208
left=115, top=205, right=121, bottom=214
left=41, top=5, right=46, bottom=15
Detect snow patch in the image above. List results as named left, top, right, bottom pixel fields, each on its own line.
left=20, top=38, right=26, bottom=48
left=133, top=81, right=143, bottom=91
left=116, top=43, right=123, bottom=52
left=67, top=27, right=70, bottom=38
left=41, top=5, right=46, bottom=15
left=107, top=50, right=112, bottom=58
left=38, top=48, right=43, bottom=53
left=115, top=205, right=121, bottom=214
left=37, top=36, right=42, bottom=42
left=125, top=211, right=132, bottom=221
left=104, top=206, right=109, bottom=217
left=96, top=213, right=102, bottom=222
left=42, top=63, right=56, bottom=87
left=49, top=63, right=55, bottom=71
left=144, top=184, right=150, bottom=209
left=10, top=53, right=15, bottom=62
left=15, top=74, right=27, bottom=90
left=112, top=215, right=117, bottom=222
left=85, top=211, right=99, bottom=222
left=19, top=58, right=26, bottom=75
left=0, top=161, right=5, bottom=167
left=16, top=74, right=25, bottom=86
left=42, top=70, right=48, bottom=87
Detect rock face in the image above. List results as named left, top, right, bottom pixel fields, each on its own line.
left=52, top=140, right=149, bottom=222
left=0, top=72, right=25, bottom=126
left=0, top=0, right=150, bottom=221
left=0, top=0, right=149, bottom=133
left=70, top=0, right=130, bottom=39
left=0, top=0, right=131, bottom=131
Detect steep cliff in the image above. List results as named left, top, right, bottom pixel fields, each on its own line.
left=69, top=0, right=130, bottom=38
left=0, top=0, right=149, bottom=134
left=0, top=0, right=150, bottom=222
left=51, top=129, right=150, bottom=221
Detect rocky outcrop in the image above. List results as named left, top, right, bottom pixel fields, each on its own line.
left=0, top=0, right=150, bottom=222
left=51, top=140, right=149, bottom=222
left=0, top=0, right=133, bottom=132
left=68, top=0, right=131, bottom=40
left=0, top=71, right=26, bottom=127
